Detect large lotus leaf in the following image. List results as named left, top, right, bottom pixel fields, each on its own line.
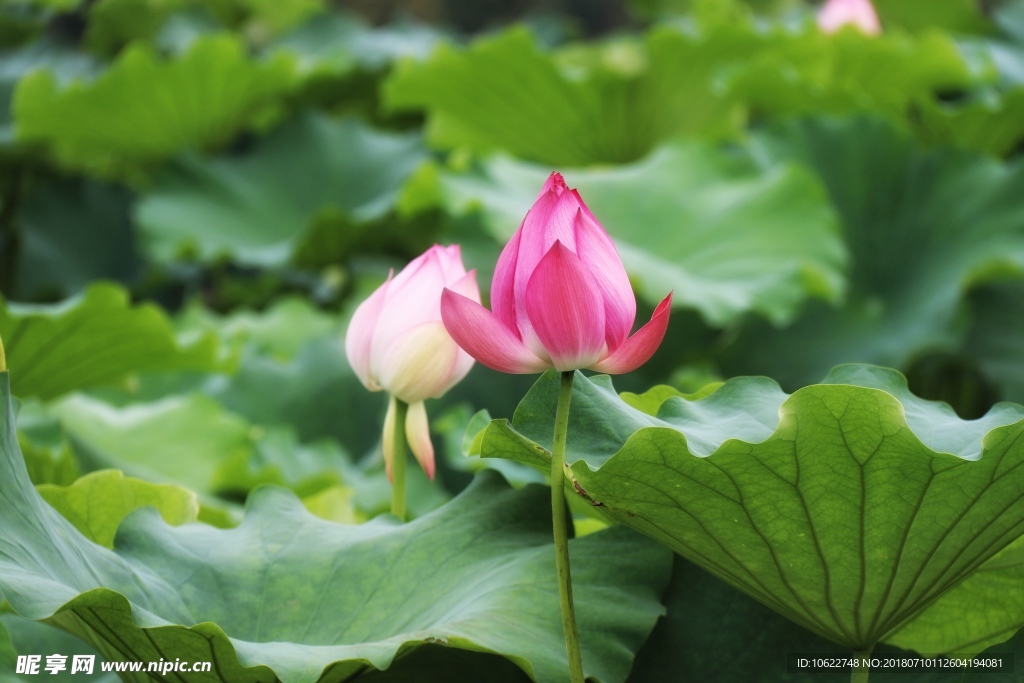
left=37, top=470, right=199, bottom=548
left=49, top=391, right=447, bottom=520
left=176, top=296, right=339, bottom=360
left=0, top=284, right=218, bottom=401
left=0, top=615, right=118, bottom=683
left=628, top=555, right=1022, bottom=683
left=886, top=535, right=1024, bottom=657
left=0, top=374, right=671, bottom=683
left=725, top=26, right=973, bottom=124
left=721, top=116, right=1024, bottom=388
left=204, top=337, right=380, bottom=453
left=911, top=87, right=1024, bottom=157
left=273, top=12, right=442, bottom=73
left=436, top=142, right=844, bottom=326
left=50, top=393, right=251, bottom=495
left=84, top=0, right=190, bottom=54
left=479, top=366, right=1024, bottom=651
left=384, top=21, right=977, bottom=165
left=383, top=26, right=747, bottom=166
left=0, top=39, right=98, bottom=147
left=13, top=35, right=295, bottom=176
left=135, top=113, right=426, bottom=265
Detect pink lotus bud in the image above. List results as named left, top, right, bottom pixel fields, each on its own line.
left=441, top=173, right=671, bottom=375
left=818, top=0, right=881, bottom=35
left=345, top=244, right=480, bottom=479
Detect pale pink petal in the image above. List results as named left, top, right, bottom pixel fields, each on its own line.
left=573, top=208, right=636, bottom=350
left=525, top=241, right=607, bottom=372
left=374, top=254, right=443, bottom=326
left=433, top=244, right=467, bottom=280
left=441, top=289, right=552, bottom=374
left=405, top=401, right=435, bottom=480
left=590, top=292, right=673, bottom=375
left=378, top=321, right=462, bottom=403
left=449, top=269, right=481, bottom=303
left=344, top=271, right=392, bottom=392
left=491, top=227, right=522, bottom=333
left=382, top=394, right=397, bottom=482
left=389, top=245, right=437, bottom=292
left=370, top=252, right=450, bottom=381
left=818, top=0, right=881, bottom=34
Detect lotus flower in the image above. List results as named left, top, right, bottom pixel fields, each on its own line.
left=818, top=0, right=881, bottom=35
left=441, top=173, right=671, bottom=375
left=345, top=244, right=479, bottom=479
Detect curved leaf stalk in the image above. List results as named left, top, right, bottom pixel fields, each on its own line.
left=391, top=397, right=409, bottom=521
left=552, top=370, right=585, bottom=683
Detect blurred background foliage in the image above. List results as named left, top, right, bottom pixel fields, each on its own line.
left=2, top=0, right=1024, bottom=678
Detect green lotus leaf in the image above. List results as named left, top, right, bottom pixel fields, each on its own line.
left=383, top=26, right=746, bottom=166
left=13, top=35, right=296, bottom=177
left=176, top=296, right=340, bottom=361
left=384, top=21, right=978, bottom=165
left=37, top=470, right=199, bottom=548
left=50, top=393, right=251, bottom=495
left=722, top=116, right=1024, bottom=388
left=887, top=532, right=1024, bottom=656
left=725, top=25, right=972, bottom=123
left=85, top=0, right=190, bottom=54
left=914, top=88, right=1024, bottom=157
left=0, top=373, right=671, bottom=683
left=0, top=615, right=118, bottom=683
left=480, top=365, right=1024, bottom=651
left=135, top=113, right=427, bottom=265
left=0, top=39, right=98, bottom=148
left=273, top=11, right=442, bottom=73
left=0, top=283, right=218, bottom=401
left=436, top=141, right=844, bottom=327
left=628, top=556, right=1022, bottom=683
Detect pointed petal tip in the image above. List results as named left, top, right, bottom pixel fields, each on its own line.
left=406, top=402, right=436, bottom=480
left=541, top=171, right=569, bottom=198
left=590, top=291, right=672, bottom=375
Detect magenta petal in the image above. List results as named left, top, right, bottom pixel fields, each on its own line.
left=525, top=241, right=607, bottom=372
left=573, top=209, right=636, bottom=350
left=441, top=289, right=551, bottom=374
left=491, top=228, right=521, bottom=333
left=590, top=292, right=673, bottom=375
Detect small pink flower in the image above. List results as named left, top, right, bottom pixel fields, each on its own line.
left=345, top=244, right=479, bottom=479
left=818, top=0, right=881, bottom=35
left=441, top=173, right=671, bottom=375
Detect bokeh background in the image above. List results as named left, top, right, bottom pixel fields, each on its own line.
left=1, top=0, right=1024, bottom=678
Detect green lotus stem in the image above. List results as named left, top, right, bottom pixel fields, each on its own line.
left=552, top=370, right=585, bottom=683
left=851, top=647, right=872, bottom=683
left=391, top=398, right=409, bottom=521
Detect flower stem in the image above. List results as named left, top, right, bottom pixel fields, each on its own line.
left=391, top=398, right=409, bottom=521
left=552, top=370, right=585, bottom=683
left=851, top=647, right=872, bottom=683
